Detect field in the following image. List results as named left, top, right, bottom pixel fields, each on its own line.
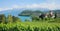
left=0, top=21, right=60, bottom=31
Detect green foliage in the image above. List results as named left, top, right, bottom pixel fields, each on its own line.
left=12, top=16, right=21, bottom=22
left=31, top=15, right=40, bottom=21
left=0, top=22, right=60, bottom=31
left=2, top=15, right=6, bottom=23
left=7, top=14, right=13, bottom=23
left=0, top=14, right=6, bottom=23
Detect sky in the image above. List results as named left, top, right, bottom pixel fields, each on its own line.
left=0, top=0, right=60, bottom=11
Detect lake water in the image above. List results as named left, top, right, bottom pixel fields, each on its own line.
left=18, top=16, right=32, bottom=22
left=3, top=14, right=32, bottom=22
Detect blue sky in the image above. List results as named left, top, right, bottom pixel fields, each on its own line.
left=0, top=0, right=60, bottom=11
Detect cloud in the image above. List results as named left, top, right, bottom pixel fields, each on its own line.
left=24, top=3, right=58, bottom=10
left=0, top=0, right=60, bottom=11
left=0, top=8, right=2, bottom=11
left=0, top=1, right=60, bottom=11
left=24, top=0, right=60, bottom=10
left=12, top=5, right=19, bottom=8
left=12, top=4, right=24, bottom=9
left=0, top=4, right=60, bottom=11
left=0, top=8, right=13, bottom=11
left=24, top=1, right=60, bottom=10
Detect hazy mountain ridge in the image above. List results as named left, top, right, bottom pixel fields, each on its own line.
left=0, top=8, right=60, bottom=16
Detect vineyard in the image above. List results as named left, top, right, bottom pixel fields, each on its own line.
left=0, top=18, right=60, bottom=31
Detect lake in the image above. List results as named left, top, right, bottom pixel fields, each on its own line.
left=18, top=16, right=32, bottom=22
left=0, top=11, right=32, bottom=22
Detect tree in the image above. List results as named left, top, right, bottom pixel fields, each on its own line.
left=34, top=10, right=43, bottom=13
left=2, top=15, right=6, bottom=23
left=31, top=15, right=40, bottom=22
left=7, top=14, right=13, bottom=23
left=12, top=16, right=21, bottom=22
left=0, top=14, right=6, bottom=23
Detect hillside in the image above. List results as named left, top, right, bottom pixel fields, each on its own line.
left=18, top=10, right=43, bottom=16
left=0, top=8, right=49, bottom=16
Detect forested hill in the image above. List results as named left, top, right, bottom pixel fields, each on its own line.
left=18, top=10, right=43, bottom=16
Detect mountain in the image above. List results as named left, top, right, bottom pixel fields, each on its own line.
left=0, top=8, right=50, bottom=17
left=0, top=8, right=24, bottom=17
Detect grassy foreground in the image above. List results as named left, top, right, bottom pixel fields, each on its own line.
left=0, top=22, right=60, bottom=31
